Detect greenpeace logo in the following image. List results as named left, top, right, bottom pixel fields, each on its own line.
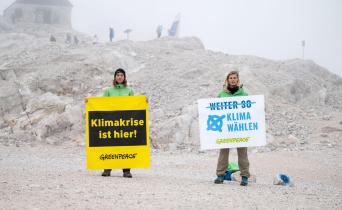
left=99, top=153, right=138, bottom=160
left=216, top=137, right=250, bottom=144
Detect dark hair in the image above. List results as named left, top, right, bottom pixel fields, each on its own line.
left=113, top=68, right=127, bottom=86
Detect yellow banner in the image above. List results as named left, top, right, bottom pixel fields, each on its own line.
left=85, top=96, right=150, bottom=169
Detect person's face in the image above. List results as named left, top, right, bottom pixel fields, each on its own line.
left=115, top=72, right=125, bottom=84
left=228, top=74, right=238, bottom=86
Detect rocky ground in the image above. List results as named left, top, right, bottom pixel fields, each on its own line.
left=0, top=145, right=341, bottom=209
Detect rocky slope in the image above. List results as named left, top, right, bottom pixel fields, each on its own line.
left=0, top=28, right=341, bottom=151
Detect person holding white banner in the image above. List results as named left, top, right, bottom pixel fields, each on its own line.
left=214, top=71, right=250, bottom=186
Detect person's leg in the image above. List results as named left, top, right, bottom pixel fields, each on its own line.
left=216, top=148, right=230, bottom=176
left=237, top=147, right=250, bottom=177
left=123, top=168, right=132, bottom=178
left=237, top=147, right=250, bottom=186
left=102, top=169, right=111, bottom=177
left=215, top=149, right=229, bottom=183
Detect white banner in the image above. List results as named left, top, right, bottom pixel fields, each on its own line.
left=198, top=95, right=266, bottom=150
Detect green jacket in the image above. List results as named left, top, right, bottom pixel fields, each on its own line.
left=218, top=87, right=248, bottom=98
left=102, top=84, right=134, bottom=96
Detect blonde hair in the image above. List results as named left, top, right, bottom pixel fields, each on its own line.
left=224, top=71, right=240, bottom=87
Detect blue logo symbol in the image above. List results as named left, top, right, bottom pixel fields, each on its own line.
left=207, top=115, right=225, bottom=132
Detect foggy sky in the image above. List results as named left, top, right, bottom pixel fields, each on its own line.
left=1, top=0, right=341, bottom=76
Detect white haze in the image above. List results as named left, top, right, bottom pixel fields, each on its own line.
left=0, top=0, right=341, bottom=76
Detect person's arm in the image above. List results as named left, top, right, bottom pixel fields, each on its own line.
left=129, top=88, right=134, bottom=96
left=217, top=90, right=223, bottom=98
left=103, top=88, right=109, bottom=96
left=242, top=88, right=248, bottom=96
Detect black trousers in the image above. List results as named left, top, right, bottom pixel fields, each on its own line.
left=104, top=169, right=130, bottom=172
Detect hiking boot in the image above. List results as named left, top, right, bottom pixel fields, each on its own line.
left=123, top=171, right=132, bottom=178
left=240, top=176, right=248, bottom=186
left=102, top=169, right=111, bottom=177
left=214, top=176, right=224, bottom=184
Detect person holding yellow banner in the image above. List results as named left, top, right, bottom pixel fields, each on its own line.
left=101, top=68, right=134, bottom=178
left=214, top=71, right=251, bottom=186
